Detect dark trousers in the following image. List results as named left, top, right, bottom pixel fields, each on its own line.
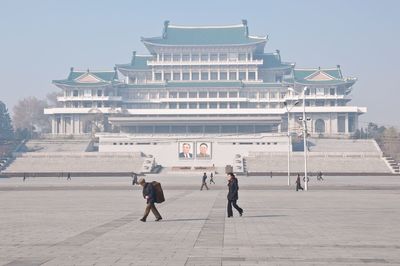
left=296, top=183, right=303, bottom=191
left=227, top=200, right=243, bottom=217
left=142, top=203, right=161, bottom=220
left=200, top=182, right=209, bottom=190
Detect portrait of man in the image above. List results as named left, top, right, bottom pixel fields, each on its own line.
left=179, top=142, right=193, bottom=159
left=196, top=142, right=211, bottom=159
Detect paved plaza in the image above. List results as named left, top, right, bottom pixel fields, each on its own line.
left=0, top=174, right=400, bottom=265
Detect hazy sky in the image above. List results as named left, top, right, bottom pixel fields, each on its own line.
left=1, top=0, right=399, bottom=128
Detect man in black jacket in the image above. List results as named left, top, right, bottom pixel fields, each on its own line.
left=226, top=172, right=243, bottom=218
left=138, top=178, right=162, bottom=222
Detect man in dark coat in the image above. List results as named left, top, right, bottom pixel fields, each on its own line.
left=226, top=172, right=243, bottom=217
left=200, top=172, right=209, bottom=190
left=138, top=178, right=162, bottom=222
left=296, top=174, right=304, bottom=191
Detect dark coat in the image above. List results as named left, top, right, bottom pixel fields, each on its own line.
left=227, top=177, right=239, bottom=201
left=202, top=174, right=208, bottom=183
left=142, top=182, right=156, bottom=204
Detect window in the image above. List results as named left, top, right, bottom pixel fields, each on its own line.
left=270, top=91, right=277, bottom=98
left=201, top=72, right=209, bottom=80
left=229, top=102, right=238, bottom=108
left=178, top=103, right=187, bottom=109
left=316, top=100, right=325, bottom=106
left=239, top=72, right=246, bottom=80
left=182, top=72, right=190, bottom=80
left=348, top=114, right=356, bottom=132
left=238, top=53, right=247, bottom=61
left=330, top=88, right=336, bottom=95
left=220, top=102, right=227, bottom=108
left=219, top=53, right=227, bottom=61
left=229, top=53, right=237, bottom=61
left=201, top=54, right=208, bottom=61
left=210, top=53, right=218, bottom=61
left=337, top=116, right=346, bottom=133
left=169, top=103, right=177, bottom=109
left=330, top=100, right=336, bottom=106
left=199, top=103, right=207, bottom=109
left=73, top=90, right=79, bottom=97
left=209, top=91, right=218, bottom=98
left=173, top=54, right=180, bottom=61
left=219, top=92, right=227, bottom=98
left=155, top=73, right=162, bottom=81
left=179, top=92, right=187, bottom=98
left=173, top=72, right=180, bottom=80
left=240, top=102, right=249, bottom=108
left=220, top=72, right=227, bottom=80
left=192, top=72, right=199, bottom=80
left=315, top=119, right=325, bottom=133
left=229, top=72, right=237, bottom=80
left=192, top=54, right=199, bottom=61
left=209, top=102, right=217, bottom=109
left=248, top=92, right=257, bottom=99
left=189, top=103, right=197, bottom=109
left=182, top=54, right=190, bottom=61
left=169, top=92, right=177, bottom=98
left=316, top=88, right=325, bottom=96
left=248, top=72, right=256, bottom=80
left=239, top=91, right=247, bottom=98
left=164, top=54, right=171, bottom=61
left=199, top=92, right=207, bottom=98
left=189, top=92, right=197, bottom=98
left=229, top=91, right=238, bottom=98
left=164, top=73, right=171, bottom=81
left=210, top=72, right=218, bottom=80
left=97, top=90, right=102, bottom=97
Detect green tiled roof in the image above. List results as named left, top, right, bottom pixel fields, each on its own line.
left=125, top=81, right=285, bottom=90
left=142, top=23, right=266, bottom=46
left=53, top=68, right=120, bottom=87
left=116, top=55, right=152, bottom=70
left=287, top=68, right=356, bottom=87
left=260, top=53, right=293, bottom=69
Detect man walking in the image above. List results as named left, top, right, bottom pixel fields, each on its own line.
left=296, top=174, right=304, bottom=191
left=209, top=172, right=215, bottom=184
left=138, top=178, right=162, bottom=222
left=227, top=172, right=243, bottom=217
left=131, top=172, right=138, bottom=185
left=200, top=172, right=209, bottom=190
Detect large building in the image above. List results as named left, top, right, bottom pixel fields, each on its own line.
left=45, top=20, right=366, bottom=138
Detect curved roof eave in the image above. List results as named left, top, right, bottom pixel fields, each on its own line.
left=141, top=39, right=267, bottom=48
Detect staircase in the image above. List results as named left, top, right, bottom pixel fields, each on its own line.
left=383, top=155, right=400, bottom=174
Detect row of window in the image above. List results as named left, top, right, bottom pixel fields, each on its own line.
left=128, top=91, right=286, bottom=100
left=121, top=125, right=278, bottom=134
left=154, top=71, right=256, bottom=81
left=156, top=52, right=252, bottom=62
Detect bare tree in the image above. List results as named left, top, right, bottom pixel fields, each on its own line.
left=12, top=97, right=50, bottom=136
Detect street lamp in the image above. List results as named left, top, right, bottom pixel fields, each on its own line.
left=288, top=86, right=309, bottom=191
left=283, top=98, right=299, bottom=187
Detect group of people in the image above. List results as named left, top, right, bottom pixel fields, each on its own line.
left=200, top=172, right=215, bottom=190
left=132, top=172, right=244, bottom=221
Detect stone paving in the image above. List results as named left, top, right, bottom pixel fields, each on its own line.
left=0, top=174, right=400, bottom=265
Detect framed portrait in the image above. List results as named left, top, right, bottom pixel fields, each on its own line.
left=196, top=142, right=212, bottom=159
left=178, top=142, right=194, bottom=159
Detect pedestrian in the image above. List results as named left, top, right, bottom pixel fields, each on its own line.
left=227, top=172, right=243, bottom=217
left=200, top=172, right=209, bottom=190
left=131, top=172, right=138, bottom=185
left=67, top=172, right=71, bottom=180
left=209, top=173, right=215, bottom=184
left=317, top=171, right=324, bottom=181
left=296, top=174, right=303, bottom=191
left=270, top=171, right=272, bottom=178
left=138, top=178, right=162, bottom=222
left=23, top=173, right=26, bottom=182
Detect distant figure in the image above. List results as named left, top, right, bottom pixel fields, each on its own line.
left=209, top=173, right=215, bottom=184
left=317, top=171, right=324, bottom=181
left=296, top=174, right=304, bottom=191
left=132, top=172, right=138, bottom=185
left=303, top=175, right=309, bottom=183
left=138, top=178, right=162, bottom=222
left=226, top=172, right=243, bottom=217
left=270, top=171, right=273, bottom=178
left=200, top=172, right=209, bottom=190
left=67, top=172, right=71, bottom=180
left=23, top=173, right=26, bottom=182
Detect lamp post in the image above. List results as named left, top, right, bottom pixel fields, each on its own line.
left=283, top=98, right=299, bottom=187
left=302, top=86, right=309, bottom=191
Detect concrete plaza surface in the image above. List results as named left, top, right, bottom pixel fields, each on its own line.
left=0, top=174, right=400, bottom=265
